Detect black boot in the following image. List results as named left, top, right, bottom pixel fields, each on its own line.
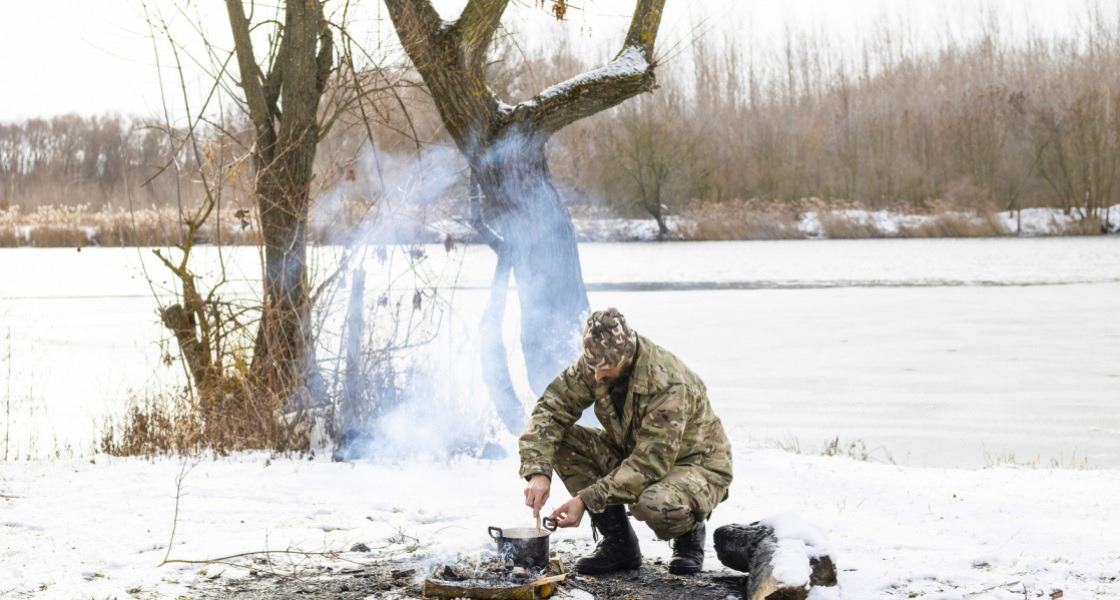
left=575, top=505, right=642, bottom=575
left=668, top=521, right=705, bottom=575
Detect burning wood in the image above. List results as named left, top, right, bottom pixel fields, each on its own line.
left=422, top=557, right=567, bottom=599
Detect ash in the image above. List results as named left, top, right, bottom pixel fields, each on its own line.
left=429, top=555, right=551, bottom=587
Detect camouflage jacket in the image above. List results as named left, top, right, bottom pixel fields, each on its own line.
left=519, top=335, right=734, bottom=513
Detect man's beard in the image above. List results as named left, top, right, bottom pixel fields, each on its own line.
left=603, top=371, right=631, bottom=389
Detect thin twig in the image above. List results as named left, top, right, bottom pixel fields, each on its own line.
left=161, top=458, right=199, bottom=565
left=161, top=546, right=387, bottom=569
left=964, top=581, right=1021, bottom=597
left=162, top=549, right=341, bottom=566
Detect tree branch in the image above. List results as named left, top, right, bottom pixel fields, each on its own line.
left=624, top=0, right=666, bottom=60
left=510, top=0, right=667, bottom=135
left=316, top=16, right=333, bottom=94
left=383, top=0, right=444, bottom=64
left=458, top=0, right=509, bottom=70
left=514, top=46, right=656, bottom=135
left=224, top=0, right=274, bottom=142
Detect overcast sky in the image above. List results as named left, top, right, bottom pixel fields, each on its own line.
left=0, top=0, right=1091, bottom=121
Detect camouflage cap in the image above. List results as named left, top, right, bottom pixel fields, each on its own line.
left=582, top=308, right=637, bottom=370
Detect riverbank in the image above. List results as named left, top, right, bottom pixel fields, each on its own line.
left=1, top=203, right=1117, bottom=247
left=1, top=446, right=1115, bottom=599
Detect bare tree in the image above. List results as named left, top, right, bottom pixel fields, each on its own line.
left=606, top=94, right=696, bottom=239
left=149, top=0, right=334, bottom=442
left=222, top=0, right=333, bottom=411
left=383, top=0, right=668, bottom=431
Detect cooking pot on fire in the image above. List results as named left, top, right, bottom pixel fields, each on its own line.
left=488, top=517, right=558, bottom=568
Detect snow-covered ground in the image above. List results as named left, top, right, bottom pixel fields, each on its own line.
left=2, top=444, right=1118, bottom=599
left=565, top=204, right=1120, bottom=241
left=2, top=237, right=1119, bottom=598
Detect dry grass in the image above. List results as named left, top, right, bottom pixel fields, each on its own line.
left=679, top=199, right=804, bottom=240
left=26, top=226, right=94, bottom=248
left=816, top=212, right=888, bottom=239
left=1060, top=216, right=1108, bottom=236
left=99, top=377, right=307, bottom=456
left=896, top=213, right=1010, bottom=238
left=100, top=392, right=203, bottom=457
left=0, top=228, right=20, bottom=247
left=0, top=205, right=263, bottom=248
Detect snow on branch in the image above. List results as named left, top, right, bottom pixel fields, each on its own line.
left=510, top=45, right=654, bottom=135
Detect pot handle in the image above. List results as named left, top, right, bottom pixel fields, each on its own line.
left=542, top=517, right=558, bottom=532
left=488, top=526, right=503, bottom=540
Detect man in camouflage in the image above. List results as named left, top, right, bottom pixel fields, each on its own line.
left=520, top=308, right=734, bottom=575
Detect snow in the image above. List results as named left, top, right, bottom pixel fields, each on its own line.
left=566, top=205, right=1120, bottom=241
left=994, top=205, right=1120, bottom=235
left=761, top=513, right=831, bottom=558
left=533, top=45, right=649, bottom=103
left=755, top=513, right=832, bottom=588
left=3, top=446, right=1118, bottom=599
left=2, top=237, right=1119, bottom=597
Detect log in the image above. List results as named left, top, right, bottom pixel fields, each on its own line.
left=714, top=520, right=837, bottom=600
left=421, top=573, right=565, bottom=599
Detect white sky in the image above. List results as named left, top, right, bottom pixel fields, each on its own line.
left=0, top=0, right=1090, bottom=121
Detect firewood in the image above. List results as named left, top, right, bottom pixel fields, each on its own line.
left=714, top=520, right=837, bottom=600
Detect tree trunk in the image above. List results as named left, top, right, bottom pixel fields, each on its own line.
left=473, top=132, right=588, bottom=395
left=225, top=0, right=333, bottom=424
left=384, top=0, right=666, bottom=425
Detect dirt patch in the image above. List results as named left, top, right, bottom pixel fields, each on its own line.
left=188, top=548, right=747, bottom=599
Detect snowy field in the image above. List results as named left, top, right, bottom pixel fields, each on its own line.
left=1, top=447, right=1118, bottom=599
left=2, top=237, right=1120, bottom=598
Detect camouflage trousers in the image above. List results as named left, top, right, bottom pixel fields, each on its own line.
left=554, top=425, right=730, bottom=540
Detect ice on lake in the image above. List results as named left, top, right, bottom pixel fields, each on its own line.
left=1, top=237, right=1118, bottom=467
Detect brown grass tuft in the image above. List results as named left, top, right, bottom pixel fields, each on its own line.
left=896, top=213, right=1010, bottom=237
left=680, top=199, right=804, bottom=240
left=816, top=212, right=887, bottom=239
left=0, top=228, right=20, bottom=247
left=27, top=226, right=93, bottom=248
left=100, top=392, right=203, bottom=457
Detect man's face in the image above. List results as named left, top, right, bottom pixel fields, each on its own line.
left=594, top=360, right=630, bottom=385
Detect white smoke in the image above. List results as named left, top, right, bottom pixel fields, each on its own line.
left=313, top=141, right=470, bottom=245
left=314, top=140, right=524, bottom=463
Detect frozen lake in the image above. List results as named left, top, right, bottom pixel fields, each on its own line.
left=1, top=237, right=1118, bottom=467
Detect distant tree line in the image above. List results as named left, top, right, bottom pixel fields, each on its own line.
left=3, top=10, right=1120, bottom=235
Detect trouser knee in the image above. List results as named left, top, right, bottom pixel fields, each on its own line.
left=629, top=485, right=699, bottom=540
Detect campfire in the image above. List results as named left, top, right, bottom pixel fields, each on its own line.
left=422, top=556, right=567, bottom=599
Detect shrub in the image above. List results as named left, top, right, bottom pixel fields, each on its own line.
left=816, top=212, right=888, bottom=239
left=100, top=391, right=203, bottom=457
left=0, top=228, right=20, bottom=247
left=679, top=199, right=804, bottom=240
left=27, top=226, right=92, bottom=248
left=896, top=213, right=1010, bottom=238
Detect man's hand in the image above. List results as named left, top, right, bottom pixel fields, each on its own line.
left=524, top=474, right=551, bottom=518
left=549, top=495, right=586, bottom=528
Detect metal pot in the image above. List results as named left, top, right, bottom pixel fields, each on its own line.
left=488, top=517, right=558, bottom=568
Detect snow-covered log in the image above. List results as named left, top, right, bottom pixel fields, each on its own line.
left=714, top=514, right=837, bottom=600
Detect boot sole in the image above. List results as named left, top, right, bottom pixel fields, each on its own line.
left=668, top=562, right=703, bottom=575
left=574, top=556, right=642, bottom=575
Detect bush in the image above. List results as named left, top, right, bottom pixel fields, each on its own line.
left=100, top=392, right=203, bottom=457
left=896, top=213, right=1010, bottom=238
left=679, top=199, right=804, bottom=240
left=0, top=228, right=20, bottom=247
left=27, top=226, right=92, bottom=248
